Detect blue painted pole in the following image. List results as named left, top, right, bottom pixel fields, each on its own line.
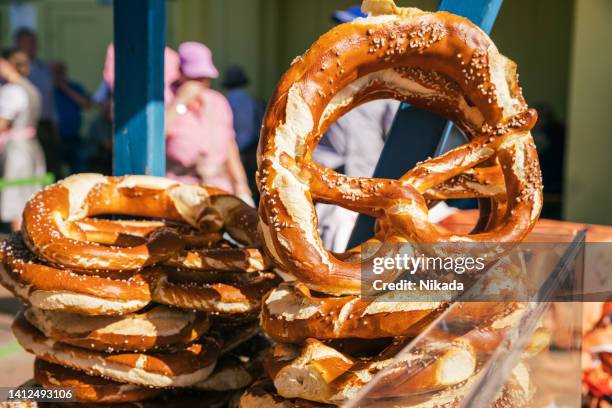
left=439, top=0, right=503, bottom=35
left=433, top=0, right=503, bottom=155
left=348, top=0, right=503, bottom=247
left=113, top=0, right=166, bottom=176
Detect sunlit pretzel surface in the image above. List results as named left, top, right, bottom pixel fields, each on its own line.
left=22, top=174, right=258, bottom=272
left=257, top=0, right=542, bottom=295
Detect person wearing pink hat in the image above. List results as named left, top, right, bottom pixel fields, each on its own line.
left=165, top=42, right=251, bottom=203
left=102, top=43, right=180, bottom=104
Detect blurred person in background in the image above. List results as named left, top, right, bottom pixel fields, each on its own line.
left=51, top=61, right=92, bottom=175
left=100, top=44, right=181, bottom=175
left=86, top=99, right=112, bottom=175
left=14, top=27, right=61, bottom=179
left=313, top=5, right=400, bottom=251
left=222, top=65, right=264, bottom=202
left=532, top=103, right=566, bottom=220
left=166, top=42, right=252, bottom=204
left=0, top=49, right=45, bottom=231
left=103, top=43, right=180, bottom=107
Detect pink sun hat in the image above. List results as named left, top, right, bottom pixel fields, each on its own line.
left=178, top=42, right=219, bottom=79
left=102, top=43, right=180, bottom=102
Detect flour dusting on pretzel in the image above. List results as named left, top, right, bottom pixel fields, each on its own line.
left=257, top=0, right=542, bottom=294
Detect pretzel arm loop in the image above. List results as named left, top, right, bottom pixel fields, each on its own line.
left=306, top=161, right=414, bottom=217
left=400, top=137, right=497, bottom=193
left=424, top=165, right=506, bottom=200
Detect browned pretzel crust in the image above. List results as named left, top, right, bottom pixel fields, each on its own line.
left=24, top=306, right=210, bottom=352
left=164, top=247, right=270, bottom=272
left=146, top=267, right=281, bottom=314
left=76, top=218, right=269, bottom=273
left=74, top=217, right=222, bottom=248
left=264, top=337, right=476, bottom=404
left=13, top=314, right=220, bottom=388
left=34, top=359, right=163, bottom=404
left=257, top=0, right=542, bottom=295
left=22, top=174, right=257, bottom=271
left=0, top=234, right=151, bottom=315
left=240, top=378, right=333, bottom=407
left=261, top=283, right=444, bottom=343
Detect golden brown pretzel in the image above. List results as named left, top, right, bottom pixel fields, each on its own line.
left=22, top=174, right=257, bottom=271
left=24, top=306, right=210, bottom=352
left=261, top=283, right=444, bottom=343
left=423, top=166, right=505, bottom=201
left=164, top=246, right=270, bottom=272
left=263, top=337, right=476, bottom=405
left=257, top=0, right=542, bottom=295
left=13, top=314, right=220, bottom=388
left=0, top=233, right=151, bottom=315
left=34, top=359, right=163, bottom=404
left=262, top=301, right=537, bottom=406
left=75, top=218, right=268, bottom=272
left=240, top=366, right=530, bottom=408
left=74, top=218, right=222, bottom=248
left=240, top=378, right=333, bottom=408
left=145, top=267, right=281, bottom=314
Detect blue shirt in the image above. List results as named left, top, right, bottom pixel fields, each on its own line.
left=55, top=82, right=87, bottom=139
left=226, top=89, right=262, bottom=152
left=29, top=59, right=57, bottom=122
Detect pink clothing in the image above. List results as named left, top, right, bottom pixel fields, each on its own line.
left=103, top=44, right=180, bottom=103
left=166, top=88, right=236, bottom=192
left=178, top=42, right=219, bottom=79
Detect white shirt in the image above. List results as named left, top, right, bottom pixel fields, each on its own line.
left=313, top=99, right=400, bottom=177
left=0, top=79, right=40, bottom=129
left=0, top=83, right=28, bottom=122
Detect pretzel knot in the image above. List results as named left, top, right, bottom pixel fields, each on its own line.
left=22, top=174, right=259, bottom=272
left=257, top=4, right=543, bottom=295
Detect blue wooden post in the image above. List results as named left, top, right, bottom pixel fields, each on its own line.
left=432, top=0, right=504, bottom=156
left=348, top=0, right=503, bottom=246
left=113, top=0, right=166, bottom=176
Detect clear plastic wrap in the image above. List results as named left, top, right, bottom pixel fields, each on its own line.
left=345, top=227, right=585, bottom=408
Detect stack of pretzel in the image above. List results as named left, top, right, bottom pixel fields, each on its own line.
left=240, top=0, right=546, bottom=406
left=0, top=174, right=280, bottom=405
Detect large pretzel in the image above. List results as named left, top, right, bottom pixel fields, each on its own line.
left=257, top=0, right=542, bottom=295
left=34, top=359, right=164, bottom=404
left=0, top=234, right=152, bottom=315
left=13, top=314, right=220, bottom=388
left=265, top=337, right=476, bottom=405
left=22, top=174, right=258, bottom=271
left=261, top=283, right=444, bottom=343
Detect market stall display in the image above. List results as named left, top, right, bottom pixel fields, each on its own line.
left=0, top=174, right=279, bottom=404
left=0, top=0, right=598, bottom=406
